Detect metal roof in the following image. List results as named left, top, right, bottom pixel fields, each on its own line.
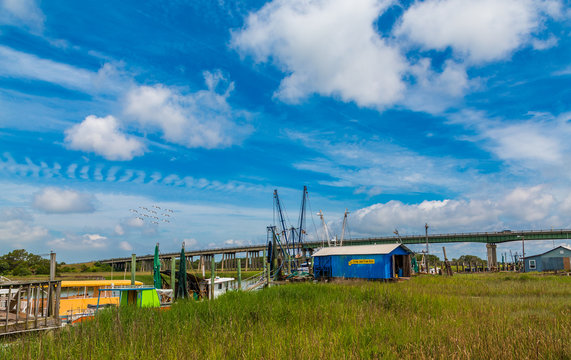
left=312, top=243, right=410, bottom=257
left=524, top=245, right=571, bottom=259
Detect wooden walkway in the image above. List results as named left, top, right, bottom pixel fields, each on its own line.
left=0, top=280, right=62, bottom=336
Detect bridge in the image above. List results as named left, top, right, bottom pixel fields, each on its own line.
left=99, top=229, right=571, bottom=272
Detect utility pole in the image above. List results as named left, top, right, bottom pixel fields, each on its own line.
left=521, top=235, right=525, bottom=273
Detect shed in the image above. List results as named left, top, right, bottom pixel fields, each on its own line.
left=312, top=244, right=413, bottom=280
left=523, top=245, right=571, bottom=272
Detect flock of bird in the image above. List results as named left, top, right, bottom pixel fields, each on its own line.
left=129, top=205, right=175, bottom=225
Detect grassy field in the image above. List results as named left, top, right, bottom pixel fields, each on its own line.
left=10, top=270, right=264, bottom=285
left=2, top=273, right=570, bottom=359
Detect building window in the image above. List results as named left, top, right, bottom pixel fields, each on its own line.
left=529, top=259, right=536, bottom=270
left=560, top=250, right=564, bottom=254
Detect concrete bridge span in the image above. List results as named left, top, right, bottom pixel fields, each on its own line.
left=98, top=229, right=571, bottom=272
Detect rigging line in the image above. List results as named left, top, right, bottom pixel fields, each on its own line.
left=305, top=192, right=322, bottom=247
left=346, top=214, right=353, bottom=241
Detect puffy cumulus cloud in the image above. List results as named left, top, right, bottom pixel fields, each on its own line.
left=0, top=0, right=44, bottom=32
left=395, top=0, right=562, bottom=63
left=48, top=233, right=108, bottom=249
left=500, top=185, right=555, bottom=222
left=231, top=0, right=406, bottom=109
left=64, top=115, right=145, bottom=161
left=33, top=187, right=96, bottom=214
left=349, top=199, right=499, bottom=235
left=124, top=70, right=253, bottom=149
left=340, top=186, right=571, bottom=237
left=0, top=208, right=48, bottom=245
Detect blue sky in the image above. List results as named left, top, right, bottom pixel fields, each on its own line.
left=0, top=0, right=570, bottom=263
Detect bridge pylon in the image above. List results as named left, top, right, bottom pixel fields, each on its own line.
left=486, top=243, right=498, bottom=271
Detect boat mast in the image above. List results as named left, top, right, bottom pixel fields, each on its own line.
left=297, top=185, right=308, bottom=255
left=318, top=210, right=332, bottom=247
left=339, top=208, right=349, bottom=246
left=274, top=189, right=290, bottom=256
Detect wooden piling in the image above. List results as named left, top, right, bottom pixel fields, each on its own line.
left=237, top=259, right=242, bottom=290
left=130, top=254, right=136, bottom=285
left=210, top=257, right=215, bottom=300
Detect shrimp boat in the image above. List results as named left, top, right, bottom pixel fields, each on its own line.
left=59, top=280, right=144, bottom=323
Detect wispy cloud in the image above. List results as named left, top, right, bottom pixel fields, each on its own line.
left=0, top=0, right=45, bottom=33
left=449, top=110, right=571, bottom=177
left=48, top=233, right=108, bottom=249
left=0, top=153, right=273, bottom=194
left=287, top=131, right=480, bottom=196
left=0, top=207, right=48, bottom=247
left=0, top=46, right=128, bottom=95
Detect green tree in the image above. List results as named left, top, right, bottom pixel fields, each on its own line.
left=0, top=249, right=51, bottom=275
left=456, top=255, right=486, bottom=264
left=414, top=253, right=440, bottom=263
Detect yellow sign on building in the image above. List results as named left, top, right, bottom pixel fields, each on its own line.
left=348, top=259, right=375, bottom=266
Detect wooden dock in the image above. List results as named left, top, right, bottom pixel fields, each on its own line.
left=0, top=280, right=62, bottom=336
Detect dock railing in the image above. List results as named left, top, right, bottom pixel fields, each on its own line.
left=0, top=280, right=62, bottom=336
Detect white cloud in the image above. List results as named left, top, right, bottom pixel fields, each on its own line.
left=532, top=35, right=558, bottom=50
left=0, top=46, right=128, bottom=94
left=450, top=110, right=571, bottom=174
left=401, top=59, right=474, bottom=114
left=33, top=187, right=96, bottom=214
left=114, top=224, right=125, bottom=235
left=64, top=115, right=145, bottom=161
left=183, top=238, right=198, bottom=249
left=124, top=70, right=253, bottom=149
left=224, top=239, right=245, bottom=246
left=126, top=217, right=144, bottom=227
left=0, top=0, right=44, bottom=32
left=395, top=0, right=562, bottom=63
left=345, top=185, right=571, bottom=237
left=500, top=185, right=555, bottom=222
left=119, top=241, right=132, bottom=251
left=288, top=131, right=479, bottom=195
left=0, top=208, right=48, bottom=246
left=232, top=0, right=406, bottom=109
left=48, top=233, right=108, bottom=249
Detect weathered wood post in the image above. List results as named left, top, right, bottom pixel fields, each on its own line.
left=210, top=256, right=215, bottom=300
left=171, top=257, right=176, bottom=290
left=50, top=251, right=56, bottom=281
left=237, top=259, right=242, bottom=290
left=131, top=254, right=136, bottom=285
left=263, top=249, right=269, bottom=286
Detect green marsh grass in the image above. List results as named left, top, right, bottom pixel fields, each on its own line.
left=3, top=273, right=570, bottom=359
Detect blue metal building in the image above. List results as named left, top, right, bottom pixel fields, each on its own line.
left=312, top=244, right=413, bottom=280
left=523, top=245, right=571, bottom=272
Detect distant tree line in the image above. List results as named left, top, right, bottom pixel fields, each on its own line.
left=0, top=249, right=113, bottom=276
left=414, top=253, right=487, bottom=264
left=0, top=249, right=50, bottom=276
